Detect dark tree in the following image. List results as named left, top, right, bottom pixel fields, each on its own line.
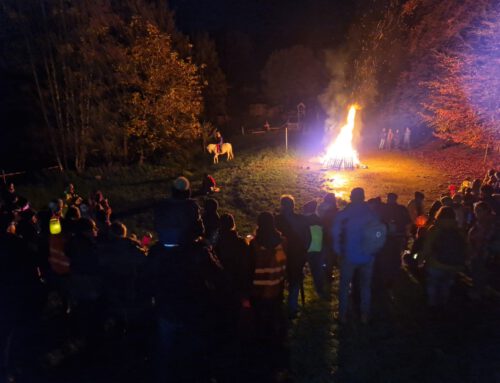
left=192, top=33, right=228, bottom=123
left=1, top=0, right=206, bottom=169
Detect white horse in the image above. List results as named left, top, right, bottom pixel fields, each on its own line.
left=207, top=143, right=234, bottom=164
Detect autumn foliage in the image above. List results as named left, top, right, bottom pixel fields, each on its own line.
left=421, top=3, right=500, bottom=149
left=329, top=0, right=499, bottom=150
left=119, top=18, right=202, bottom=160
left=1, top=0, right=211, bottom=169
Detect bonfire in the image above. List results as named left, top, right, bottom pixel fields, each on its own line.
left=322, top=105, right=360, bottom=170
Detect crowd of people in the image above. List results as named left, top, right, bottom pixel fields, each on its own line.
left=378, top=127, right=412, bottom=151
left=0, top=168, right=499, bottom=382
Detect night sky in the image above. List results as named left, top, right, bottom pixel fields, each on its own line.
left=170, top=0, right=354, bottom=42
left=169, top=0, right=356, bottom=83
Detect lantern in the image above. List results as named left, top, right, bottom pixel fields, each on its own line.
left=415, top=215, right=428, bottom=228
left=49, top=218, right=62, bottom=235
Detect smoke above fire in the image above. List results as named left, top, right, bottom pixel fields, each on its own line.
left=318, top=50, right=366, bottom=169
left=318, top=50, right=366, bottom=147
left=319, top=50, right=351, bottom=133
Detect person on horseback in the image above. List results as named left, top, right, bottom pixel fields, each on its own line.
left=215, top=130, right=223, bottom=153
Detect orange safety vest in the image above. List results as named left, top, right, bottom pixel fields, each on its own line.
left=252, top=242, right=286, bottom=300
left=48, top=234, right=71, bottom=275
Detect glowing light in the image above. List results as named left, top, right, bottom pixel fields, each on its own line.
left=323, top=173, right=348, bottom=189
left=49, top=218, right=62, bottom=235
left=415, top=215, right=428, bottom=228
left=322, top=173, right=349, bottom=199
left=322, top=105, right=360, bottom=169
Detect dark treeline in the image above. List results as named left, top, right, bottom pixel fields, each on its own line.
left=1, top=0, right=498, bottom=171
left=0, top=0, right=227, bottom=171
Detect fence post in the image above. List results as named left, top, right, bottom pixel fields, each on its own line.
left=285, top=127, right=288, bottom=153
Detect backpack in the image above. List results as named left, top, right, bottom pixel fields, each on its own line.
left=362, top=218, right=387, bottom=255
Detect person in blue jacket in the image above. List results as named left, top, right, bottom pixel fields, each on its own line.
left=332, top=187, right=379, bottom=324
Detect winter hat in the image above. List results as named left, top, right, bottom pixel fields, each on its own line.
left=173, top=176, right=190, bottom=192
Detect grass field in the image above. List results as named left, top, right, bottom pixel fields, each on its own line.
left=205, top=144, right=447, bottom=235
left=11, top=131, right=500, bottom=382
left=14, top=130, right=492, bottom=236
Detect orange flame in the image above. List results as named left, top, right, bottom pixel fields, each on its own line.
left=322, top=104, right=360, bottom=168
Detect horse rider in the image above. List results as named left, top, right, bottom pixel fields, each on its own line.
left=215, top=131, right=223, bottom=153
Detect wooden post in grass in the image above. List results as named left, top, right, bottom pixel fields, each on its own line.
left=285, top=127, right=288, bottom=153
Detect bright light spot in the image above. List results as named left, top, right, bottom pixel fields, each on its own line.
left=323, top=173, right=348, bottom=189
left=322, top=173, right=348, bottom=199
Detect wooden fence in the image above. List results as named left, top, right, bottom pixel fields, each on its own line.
left=1, top=165, right=62, bottom=184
